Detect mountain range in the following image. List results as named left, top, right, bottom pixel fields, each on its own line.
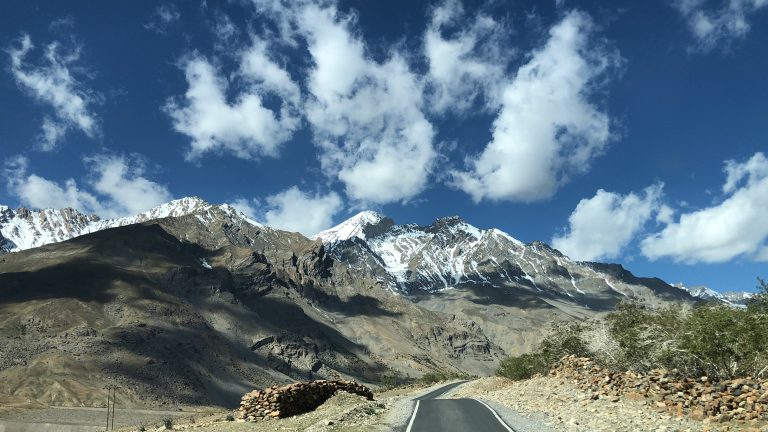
left=0, top=197, right=728, bottom=408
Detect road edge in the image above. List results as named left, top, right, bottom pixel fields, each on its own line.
left=471, top=398, right=515, bottom=432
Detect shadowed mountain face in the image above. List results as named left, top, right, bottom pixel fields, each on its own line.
left=0, top=203, right=694, bottom=409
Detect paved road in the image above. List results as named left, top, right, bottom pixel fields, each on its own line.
left=406, top=381, right=514, bottom=432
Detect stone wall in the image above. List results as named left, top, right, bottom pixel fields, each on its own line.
left=237, top=380, right=374, bottom=421
left=552, top=355, right=768, bottom=424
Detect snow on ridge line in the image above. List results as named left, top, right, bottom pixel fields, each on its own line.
left=0, top=196, right=263, bottom=253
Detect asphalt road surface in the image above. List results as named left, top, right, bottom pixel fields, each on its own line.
left=406, top=381, right=514, bottom=432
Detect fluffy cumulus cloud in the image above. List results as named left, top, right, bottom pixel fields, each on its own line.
left=3, top=154, right=172, bottom=219
left=451, top=11, right=620, bottom=203
left=552, top=184, right=664, bottom=261
left=262, top=186, right=342, bottom=235
left=165, top=39, right=301, bottom=160
left=174, top=2, right=620, bottom=206
left=8, top=34, right=100, bottom=151
left=298, top=4, right=436, bottom=204
left=423, top=0, right=509, bottom=113
left=673, top=0, right=768, bottom=50
left=641, top=152, right=768, bottom=263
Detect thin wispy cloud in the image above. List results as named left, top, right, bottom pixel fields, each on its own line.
left=673, top=0, right=768, bottom=51
left=144, top=3, right=181, bottom=34
left=8, top=33, right=100, bottom=151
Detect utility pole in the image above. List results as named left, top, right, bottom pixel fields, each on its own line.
left=104, top=385, right=118, bottom=430
left=111, top=386, right=116, bottom=430
left=105, top=386, right=110, bottom=431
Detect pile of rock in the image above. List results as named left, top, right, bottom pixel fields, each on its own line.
left=237, top=380, right=374, bottom=421
left=551, top=355, right=768, bottom=424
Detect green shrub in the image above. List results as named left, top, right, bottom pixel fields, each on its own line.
left=605, top=301, right=685, bottom=372
left=379, top=372, right=403, bottom=388
left=496, top=352, right=553, bottom=380
left=496, top=276, right=768, bottom=382
left=679, top=302, right=768, bottom=379
left=539, top=321, right=591, bottom=359
left=162, top=418, right=173, bottom=429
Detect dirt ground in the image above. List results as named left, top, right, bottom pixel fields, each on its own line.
left=0, top=382, right=439, bottom=432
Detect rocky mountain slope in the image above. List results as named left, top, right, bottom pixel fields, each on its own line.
left=0, top=197, right=698, bottom=409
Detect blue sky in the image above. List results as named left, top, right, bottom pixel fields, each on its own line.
left=1, top=0, right=767, bottom=293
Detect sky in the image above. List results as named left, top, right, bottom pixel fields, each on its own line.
left=1, top=0, right=767, bottom=293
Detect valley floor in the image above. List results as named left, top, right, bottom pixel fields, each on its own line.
left=4, top=378, right=765, bottom=432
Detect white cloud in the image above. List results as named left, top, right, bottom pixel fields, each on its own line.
left=673, top=0, right=768, bottom=50
left=552, top=184, right=664, bottom=261
left=299, top=4, right=436, bottom=204
left=8, top=34, right=100, bottom=150
left=3, top=155, right=103, bottom=212
left=262, top=186, right=342, bottom=235
left=229, top=198, right=259, bottom=220
left=165, top=40, right=301, bottom=160
left=85, top=155, right=173, bottom=217
left=642, top=152, right=768, bottom=263
left=451, top=11, right=620, bottom=203
left=145, top=3, right=181, bottom=34
left=424, top=0, right=509, bottom=114
left=3, top=154, right=172, bottom=219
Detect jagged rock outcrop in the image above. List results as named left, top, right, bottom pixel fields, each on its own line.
left=237, top=380, right=373, bottom=420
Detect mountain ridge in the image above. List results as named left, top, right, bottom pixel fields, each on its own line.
left=0, top=196, right=714, bottom=409
left=0, top=197, right=750, bottom=300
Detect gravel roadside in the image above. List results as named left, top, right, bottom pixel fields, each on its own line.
left=447, top=376, right=765, bottom=432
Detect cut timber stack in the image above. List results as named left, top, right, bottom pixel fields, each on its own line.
left=552, top=355, right=768, bottom=424
left=237, top=380, right=374, bottom=421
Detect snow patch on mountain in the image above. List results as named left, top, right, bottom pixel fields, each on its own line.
left=0, top=196, right=263, bottom=254
left=312, top=211, right=384, bottom=244
left=672, top=283, right=753, bottom=307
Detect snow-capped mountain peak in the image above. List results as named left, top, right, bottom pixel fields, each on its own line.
left=312, top=210, right=387, bottom=244
left=88, top=196, right=213, bottom=231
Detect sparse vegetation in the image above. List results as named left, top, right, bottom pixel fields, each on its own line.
left=496, top=352, right=552, bottom=380
left=378, top=371, right=405, bottom=388
left=225, top=413, right=235, bottom=421
left=498, top=277, right=768, bottom=381
left=163, top=417, right=173, bottom=429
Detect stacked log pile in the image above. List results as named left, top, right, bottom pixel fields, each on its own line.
left=237, top=380, right=374, bottom=421
left=551, top=355, right=768, bottom=424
